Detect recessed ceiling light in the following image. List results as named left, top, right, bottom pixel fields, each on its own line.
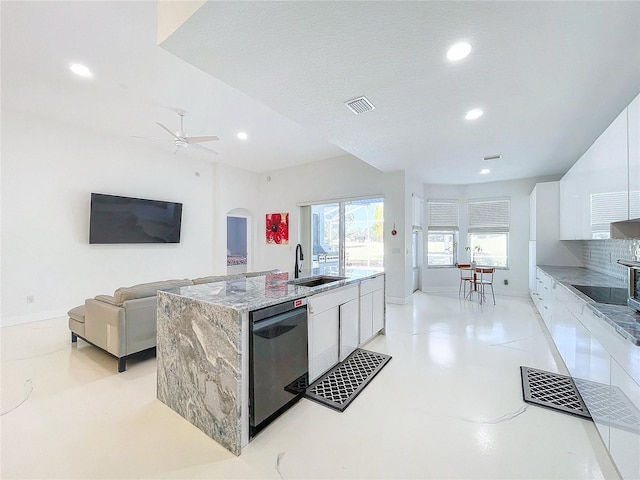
left=237, top=131, right=248, bottom=140
left=465, top=108, right=483, bottom=120
left=480, top=168, right=491, bottom=175
left=69, top=63, right=93, bottom=78
left=447, top=41, right=472, bottom=61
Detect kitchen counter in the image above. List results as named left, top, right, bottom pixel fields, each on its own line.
left=537, top=265, right=640, bottom=345
left=159, top=268, right=382, bottom=313
left=156, top=269, right=384, bottom=456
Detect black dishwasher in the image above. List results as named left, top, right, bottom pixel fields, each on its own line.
left=249, top=298, right=308, bottom=437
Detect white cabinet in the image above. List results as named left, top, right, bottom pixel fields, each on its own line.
left=560, top=99, right=635, bottom=239
left=339, top=298, right=359, bottom=361
left=529, top=182, right=581, bottom=291
left=359, top=275, right=385, bottom=345
left=628, top=94, right=640, bottom=219
left=609, top=359, right=640, bottom=480
left=531, top=268, right=640, bottom=479
left=307, top=284, right=359, bottom=382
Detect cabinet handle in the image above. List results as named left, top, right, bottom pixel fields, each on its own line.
left=308, top=304, right=314, bottom=315
left=544, top=306, right=548, bottom=309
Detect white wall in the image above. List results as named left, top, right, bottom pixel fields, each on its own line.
left=421, top=177, right=557, bottom=298
left=212, top=163, right=260, bottom=274
left=250, top=155, right=411, bottom=303
left=1, top=109, right=217, bottom=326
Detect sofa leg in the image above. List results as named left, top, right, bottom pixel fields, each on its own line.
left=118, top=357, right=127, bottom=373
left=71, top=332, right=78, bottom=343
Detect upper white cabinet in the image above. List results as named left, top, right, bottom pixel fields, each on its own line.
left=628, top=94, right=640, bottom=219
left=560, top=96, right=638, bottom=239
left=529, top=182, right=581, bottom=287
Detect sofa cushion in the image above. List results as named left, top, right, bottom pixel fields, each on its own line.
left=68, top=305, right=86, bottom=323
left=113, top=279, right=193, bottom=305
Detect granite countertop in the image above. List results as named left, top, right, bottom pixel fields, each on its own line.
left=161, top=268, right=383, bottom=313
left=537, top=265, right=640, bottom=346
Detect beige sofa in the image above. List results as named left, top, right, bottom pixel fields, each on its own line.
left=68, top=270, right=279, bottom=372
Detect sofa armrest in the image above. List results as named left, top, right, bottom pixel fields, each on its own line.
left=122, top=296, right=158, bottom=354
left=94, top=294, right=117, bottom=305
left=85, top=298, right=125, bottom=357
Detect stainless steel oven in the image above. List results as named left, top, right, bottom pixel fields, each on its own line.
left=249, top=298, right=308, bottom=437
left=618, top=259, right=640, bottom=311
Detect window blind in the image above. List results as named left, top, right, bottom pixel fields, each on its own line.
left=427, top=201, right=459, bottom=230
left=467, top=199, right=510, bottom=232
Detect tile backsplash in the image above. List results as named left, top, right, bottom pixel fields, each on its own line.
left=583, top=239, right=640, bottom=282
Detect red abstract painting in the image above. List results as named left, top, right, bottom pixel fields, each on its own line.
left=266, top=213, right=289, bottom=244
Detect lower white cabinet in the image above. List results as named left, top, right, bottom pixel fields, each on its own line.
left=359, top=275, right=385, bottom=344
left=339, top=298, right=359, bottom=361
left=609, top=359, right=640, bottom=480
left=532, top=269, right=640, bottom=479
left=307, top=284, right=359, bottom=382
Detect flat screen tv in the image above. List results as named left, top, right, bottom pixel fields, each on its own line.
left=89, top=193, right=182, bottom=244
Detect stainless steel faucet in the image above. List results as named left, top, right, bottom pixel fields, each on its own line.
left=294, top=244, right=304, bottom=278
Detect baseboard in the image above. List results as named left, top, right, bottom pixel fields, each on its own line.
left=420, top=287, right=530, bottom=298
left=1, top=309, right=67, bottom=328
left=386, top=295, right=413, bottom=305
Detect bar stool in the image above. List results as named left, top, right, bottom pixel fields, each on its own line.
left=457, top=264, right=473, bottom=297
left=469, top=267, right=495, bottom=304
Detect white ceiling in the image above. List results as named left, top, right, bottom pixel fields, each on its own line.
left=3, top=1, right=640, bottom=185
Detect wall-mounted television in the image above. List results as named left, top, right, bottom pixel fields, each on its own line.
left=89, top=193, right=182, bottom=244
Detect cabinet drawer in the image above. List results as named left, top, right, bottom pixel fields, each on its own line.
left=360, top=275, right=384, bottom=295
left=307, top=284, right=358, bottom=315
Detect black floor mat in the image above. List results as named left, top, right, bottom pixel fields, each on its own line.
left=520, top=366, right=591, bottom=419
left=305, top=349, right=391, bottom=412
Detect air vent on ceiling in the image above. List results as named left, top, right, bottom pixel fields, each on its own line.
left=345, top=96, right=375, bottom=115
left=483, top=154, right=503, bottom=161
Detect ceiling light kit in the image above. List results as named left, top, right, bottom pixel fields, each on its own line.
left=446, top=41, right=472, bottom=61
left=465, top=108, right=483, bottom=120
left=237, top=131, right=248, bottom=140
left=69, top=63, right=93, bottom=78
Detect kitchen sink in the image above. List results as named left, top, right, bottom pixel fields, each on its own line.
left=288, top=275, right=347, bottom=288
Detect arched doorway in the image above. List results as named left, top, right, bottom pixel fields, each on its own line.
left=226, top=208, right=252, bottom=274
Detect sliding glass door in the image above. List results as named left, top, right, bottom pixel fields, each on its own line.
left=306, top=198, right=384, bottom=275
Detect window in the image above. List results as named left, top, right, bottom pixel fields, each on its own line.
left=426, top=201, right=458, bottom=267
left=306, top=198, right=384, bottom=274
left=467, top=198, right=510, bottom=268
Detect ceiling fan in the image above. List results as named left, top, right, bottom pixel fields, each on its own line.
left=134, top=111, right=219, bottom=154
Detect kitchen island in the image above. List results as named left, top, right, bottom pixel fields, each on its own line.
left=156, top=269, right=384, bottom=455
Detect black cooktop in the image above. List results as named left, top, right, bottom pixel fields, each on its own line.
left=571, top=285, right=629, bottom=306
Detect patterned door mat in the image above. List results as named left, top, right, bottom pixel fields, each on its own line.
left=305, top=349, right=391, bottom=412
left=520, top=366, right=592, bottom=419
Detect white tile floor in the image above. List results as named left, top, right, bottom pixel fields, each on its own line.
left=1, top=292, right=620, bottom=479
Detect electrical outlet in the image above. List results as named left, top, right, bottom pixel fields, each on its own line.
left=26, top=295, right=35, bottom=304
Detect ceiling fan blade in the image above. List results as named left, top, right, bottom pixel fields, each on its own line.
left=185, top=135, right=219, bottom=144
left=131, top=135, right=170, bottom=141
left=191, top=143, right=219, bottom=155
left=156, top=122, right=181, bottom=141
